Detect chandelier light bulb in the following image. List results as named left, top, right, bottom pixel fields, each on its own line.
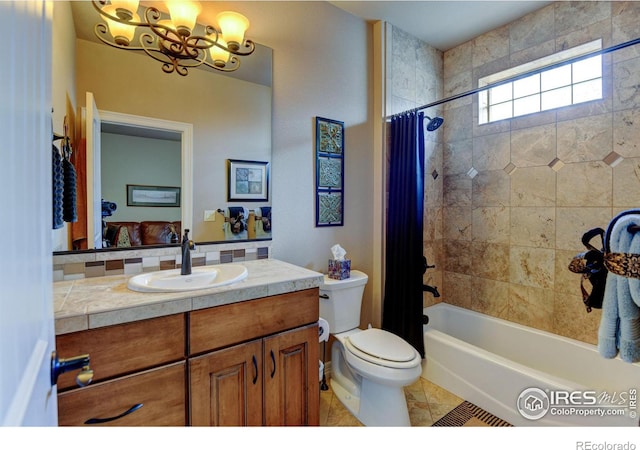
left=216, top=11, right=249, bottom=51
left=209, top=37, right=231, bottom=67
left=108, top=0, right=139, bottom=21
left=103, top=5, right=138, bottom=46
left=165, top=0, right=202, bottom=37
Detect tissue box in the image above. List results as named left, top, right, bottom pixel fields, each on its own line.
left=328, top=259, right=351, bottom=280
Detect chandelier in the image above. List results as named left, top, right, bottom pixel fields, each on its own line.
left=91, top=0, right=255, bottom=76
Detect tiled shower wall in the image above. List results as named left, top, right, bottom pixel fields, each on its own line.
left=429, top=1, right=640, bottom=345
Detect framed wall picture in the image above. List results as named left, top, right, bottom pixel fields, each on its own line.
left=126, top=184, right=180, bottom=207
left=315, top=117, right=344, bottom=227
left=227, top=159, right=269, bottom=201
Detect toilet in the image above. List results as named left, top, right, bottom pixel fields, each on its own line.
left=320, top=270, right=422, bottom=426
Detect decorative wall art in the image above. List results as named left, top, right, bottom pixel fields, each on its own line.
left=127, top=184, right=181, bottom=207
left=315, top=117, right=344, bottom=226
left=227, top=159, right=270, bottom=201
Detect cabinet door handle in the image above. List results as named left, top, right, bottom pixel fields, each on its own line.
left=270, top=350, right=276, bottom=378
left=84, top=403, right=143, bottom=424
left=252, top=355, right=258, bottom=385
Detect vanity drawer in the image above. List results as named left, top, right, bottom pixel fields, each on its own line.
left=58, top=362, right=186, bottom=426
left=189, top=288, right=319, bottom=355
left=56, top=314, right=186, bottom=390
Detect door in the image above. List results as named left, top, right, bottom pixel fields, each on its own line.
left=189, top=339, right=263, bottom=426
left=0, top=0, right=57, bottom=426
left=263, top=324, right=320, bottom=426
left=83, top=92, right=102, bottom=249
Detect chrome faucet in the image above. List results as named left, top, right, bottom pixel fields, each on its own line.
left=181, top=229, right=196, bottom=275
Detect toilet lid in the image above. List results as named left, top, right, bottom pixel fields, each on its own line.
left=346, top=328, right=419, bottom=367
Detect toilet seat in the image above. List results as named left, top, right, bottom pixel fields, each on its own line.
left=344, top=328, right=421, bottom=369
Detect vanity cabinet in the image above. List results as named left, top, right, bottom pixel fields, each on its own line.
left=56, top=288, right=319, bottom=427
left=189, top=288, right=320, bottom=426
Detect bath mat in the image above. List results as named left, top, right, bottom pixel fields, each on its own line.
left=432, top=401, right=512, bottom=427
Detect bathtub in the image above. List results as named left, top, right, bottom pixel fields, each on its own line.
left=422, top=303, right=640, bottom=427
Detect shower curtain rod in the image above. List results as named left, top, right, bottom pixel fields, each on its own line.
left=388, top=36, right=640, bottom=120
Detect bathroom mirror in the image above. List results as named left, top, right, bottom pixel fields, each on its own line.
left=53, top=1, right=272, bottom=253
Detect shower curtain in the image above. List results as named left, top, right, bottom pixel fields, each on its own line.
left=382, top=112, right=425, bottom=358
left=382, top=112, right=424, bottom=358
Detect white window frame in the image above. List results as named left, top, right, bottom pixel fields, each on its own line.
left=479, top=39, right=603, bottom=124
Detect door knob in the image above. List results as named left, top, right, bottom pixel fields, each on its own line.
left=51, top=351, right=93, bottom=387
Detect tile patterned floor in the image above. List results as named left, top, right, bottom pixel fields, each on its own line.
left=319, top=377, right=463, bottom=426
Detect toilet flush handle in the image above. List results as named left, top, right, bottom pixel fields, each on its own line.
left=319, top=294, right=329, bottom=299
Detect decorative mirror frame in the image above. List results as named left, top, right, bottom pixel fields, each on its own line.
left=315, top=116, right=344, bottom=227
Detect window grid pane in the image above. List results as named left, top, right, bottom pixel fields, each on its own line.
left=573, top=79, right=602, bottom=103
left=513, top=74, right=540, bottom=98
left=541, top=86, right=572, bottom=111
left=513, top=94, right=541, bottom=117
left=541, top=65, right=571, bottom=91
left=573, top=55, right=602, bottom=83
left=489, top=102, right=513, bottom=122
left=489, top=83, right=513, bottom=104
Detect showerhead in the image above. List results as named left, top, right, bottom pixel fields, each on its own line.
left=425, top=115, right=444, bottom=132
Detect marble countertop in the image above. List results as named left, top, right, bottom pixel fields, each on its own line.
left=54, top=259, right=324, bottom=335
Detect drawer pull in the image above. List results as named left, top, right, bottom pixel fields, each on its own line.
left=252, top=355, right=258, bottom=385
left=84, top=403, right=144, bottom=424
left=270, top=350, right=276, bottom=378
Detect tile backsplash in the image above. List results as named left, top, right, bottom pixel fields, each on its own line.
left=53, top=241, right=270, bottom=281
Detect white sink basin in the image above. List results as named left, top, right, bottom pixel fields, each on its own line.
left=127, top=264, right=248, bottom=293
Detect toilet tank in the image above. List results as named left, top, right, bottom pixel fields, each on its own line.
left=319, top=270, right=368, bottom=334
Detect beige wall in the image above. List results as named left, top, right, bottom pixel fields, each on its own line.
left=246, top=2, right=375, bottom=326
left=51, top=1, right=76, bottom=252
left=431, top=1, right=640, bottom=344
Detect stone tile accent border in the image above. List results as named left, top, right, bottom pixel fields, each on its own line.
left=53, top=242, right=271, bottom=281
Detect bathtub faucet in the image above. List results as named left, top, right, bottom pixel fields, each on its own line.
left=423, top=284, right=440, bottom=297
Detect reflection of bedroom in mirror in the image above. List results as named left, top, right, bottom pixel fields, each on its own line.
left=51, top=1, right=273, bottom=253
left=100, top=124, right=184, bottom=250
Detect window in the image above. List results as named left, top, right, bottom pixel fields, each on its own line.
left=479, top=40, right=602, bottom=124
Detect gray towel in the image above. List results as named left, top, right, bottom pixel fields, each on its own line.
left=52, top=144, right=64, bottom=229
left=62, top=158, right=77, bottom=223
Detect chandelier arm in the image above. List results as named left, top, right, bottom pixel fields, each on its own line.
left=139, top=33, right=201, bottom=66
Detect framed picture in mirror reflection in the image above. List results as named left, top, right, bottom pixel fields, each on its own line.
left=127, top=184, right=181, bottom=207
left=227, top=159, right=270, bottom=201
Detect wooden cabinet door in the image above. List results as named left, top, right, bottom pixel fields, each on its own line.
left=263, top=324, right=319, bottom=426
left=189, top=339, right=263, bottom=426
left=58, top=362, right=186, bottom=426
